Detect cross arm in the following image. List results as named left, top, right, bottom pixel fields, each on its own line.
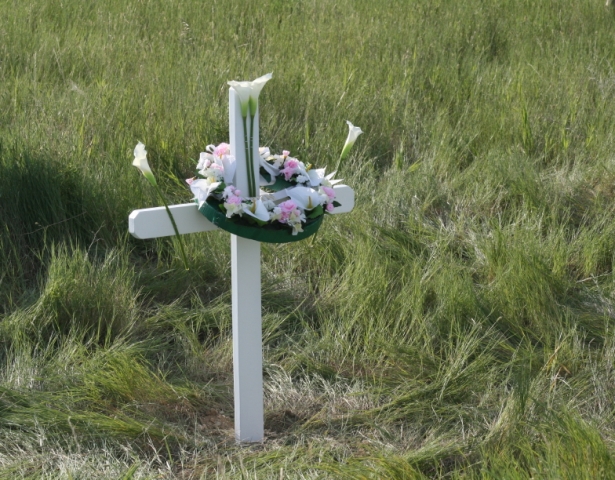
left=128, top=184, right=354, bottom=239
left=129, top=203, right=219, bottom=239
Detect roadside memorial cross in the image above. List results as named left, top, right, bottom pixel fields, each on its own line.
left=128, top=76, right=356, bottom=443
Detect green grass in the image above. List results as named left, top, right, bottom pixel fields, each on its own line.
left=3, top=0, right=615, bottom=477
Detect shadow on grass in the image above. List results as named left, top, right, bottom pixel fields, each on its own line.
left=0, top=145, right=115, bottom=308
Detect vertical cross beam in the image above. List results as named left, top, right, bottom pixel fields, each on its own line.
left=231, top=235, right=264, bottom=442
left=229, top=88, right=264, bottom=442
left=129, top=81, right=355, bottom=444
left=229, top=88, right=260, bottom=197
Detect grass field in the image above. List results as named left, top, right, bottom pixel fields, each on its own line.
left=3, top=0, right=615, bottom=477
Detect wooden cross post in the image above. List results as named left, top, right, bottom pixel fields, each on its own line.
left=128, top=88, right=355, bottom=443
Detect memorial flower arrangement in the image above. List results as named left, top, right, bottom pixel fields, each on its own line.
left=186, top=143, right=346, bottom=236
left=133, top=73, right=362, bottom=244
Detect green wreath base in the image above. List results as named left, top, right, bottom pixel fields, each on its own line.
left=198, top=196, right=323, bottom=244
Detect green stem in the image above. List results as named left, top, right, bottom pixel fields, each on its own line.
left=154, top=184, right=189, bottom=270
left=249, top=104, right=256, bottom=198
left=242, top=115, right=255, bottom=197
left=335, top=154, right=343, bottom=173
left=335, top=144, right=352, bottom=172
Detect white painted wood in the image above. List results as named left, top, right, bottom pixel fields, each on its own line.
left=229, top=89, right=260, bottom=197
left=129, top=185, right=355, bottom=239
left=128, top=203, right=218, bottom=239
left=231, top=235, right=264, bottom=442
left=331, top=184, right=354, bottom=214
left=129, top=82, right=356, bottom=445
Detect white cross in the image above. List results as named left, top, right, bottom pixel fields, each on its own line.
left=128, top=87, right=355, bottom=443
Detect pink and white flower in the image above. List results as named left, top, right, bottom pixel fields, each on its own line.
left=188, top=141, right=345, bottom=234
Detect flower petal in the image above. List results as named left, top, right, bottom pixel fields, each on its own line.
left=242, top=199, right=270, bottom=222
left=190, top=179, right=220, bottom=207
left=221, top=154, right=236, bottom=185
left=132, top=142, right=157, bottom=186
left=287, top=186, right=323, bottom=210
left=307, top=168, right=326, bottom=187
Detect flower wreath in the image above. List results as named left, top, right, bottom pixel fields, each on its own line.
left=186, top=143, right=343, bottom=242
left=132, top=74, right=362, bottom=244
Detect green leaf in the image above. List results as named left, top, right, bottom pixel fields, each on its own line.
left=307, top=205, right=324, bottom=218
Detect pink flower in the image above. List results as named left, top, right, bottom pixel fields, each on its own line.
left=227, top=195, right=242, bottom=205
left=283, top=150, right=290, bottom=157
left=323, top=186, right=335, bottom=201
left=281, top=159, right=301, bottom=180
left=185, top=178, right=194, bottom=185
left=326, top=203, right=334, bottom=213
left=281, top=167, right=295, bottom=181
left=223, top=185, right=241, bottom=199
left=280, top=200, right=297, bottom=214
left=285, top=158, right=299, bottom=169
left=214, top=143, right=231, bottom=157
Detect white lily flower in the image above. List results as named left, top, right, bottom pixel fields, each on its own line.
left=221, top=154, right=236, bottom=185
left=307, top=168, right=326, bottom=187
left=260, top=155, right=279, bottom=178
left=339, top=120, right=363, bottom=162
left=133, top=142, right=157, bottom=186
left=224, top=201, right=243, bottom=218
left=325, top=171, right=343, bottom=186
left=248, top=72, right=273, bottom=115
left=259, top=147, right=271, bottom=159
left=242, top=199, right=270, bottom=222
left=227, top=80, right=253, bottom=117
left=287, top=186, right=323, bottom=211
left=190, top=179, right=221, bottom=207
left=196, top=151, right=213, bottom=171
left=228, top=73, right=273, bottom=117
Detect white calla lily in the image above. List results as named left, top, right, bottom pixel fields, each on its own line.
left=228, top=73, right=273, bottom=118
left=190, top=179, right=221, bottom=207
left=339, top=121, right=363, bottom=162
left=132, top=142, right=189, bottom=269
left=227, top=80, right=253, bottom=117
left=307, top=168, right=326, bottom=187
left=259, top=146, right=271, bottom=159
left=287, top=186, right=323, bottom=211
left=248, top=72, right=273, bottom=114
left=221, top=154, right=236, bottom=185
left=228, top=73, right=273, bottom=197
left=133, top=142, right=157, bottom=186
left=242, top=199, right=270, bottom=222
left=260, top=155, right=279, bottom=179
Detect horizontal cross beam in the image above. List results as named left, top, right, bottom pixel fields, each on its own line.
left=129, top=184, right=355, bottom=239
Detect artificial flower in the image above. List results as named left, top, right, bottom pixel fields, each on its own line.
left=320, top=186, right=336, bottom=203
left=227, top=73, right=272, bottom=117
left=190, top=179, right=221, bottom=207
left=188, top=141, right=344, bottom=236
left=287, top=186, right=323, bottom=211
left=132, top=142, right=189, bottom=269
left=133, top=142, right=157, bottom=186
left=322, top=171, right=343, bottom=187
left=248, top=73, right=273, bottom=115
left=227, top=81, right=253, bottom=117
left=242, top=199, right=270, bottom=222
left=307, top=168, right=327, bottom=187
left=339, top=121, right=363, bottom=163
